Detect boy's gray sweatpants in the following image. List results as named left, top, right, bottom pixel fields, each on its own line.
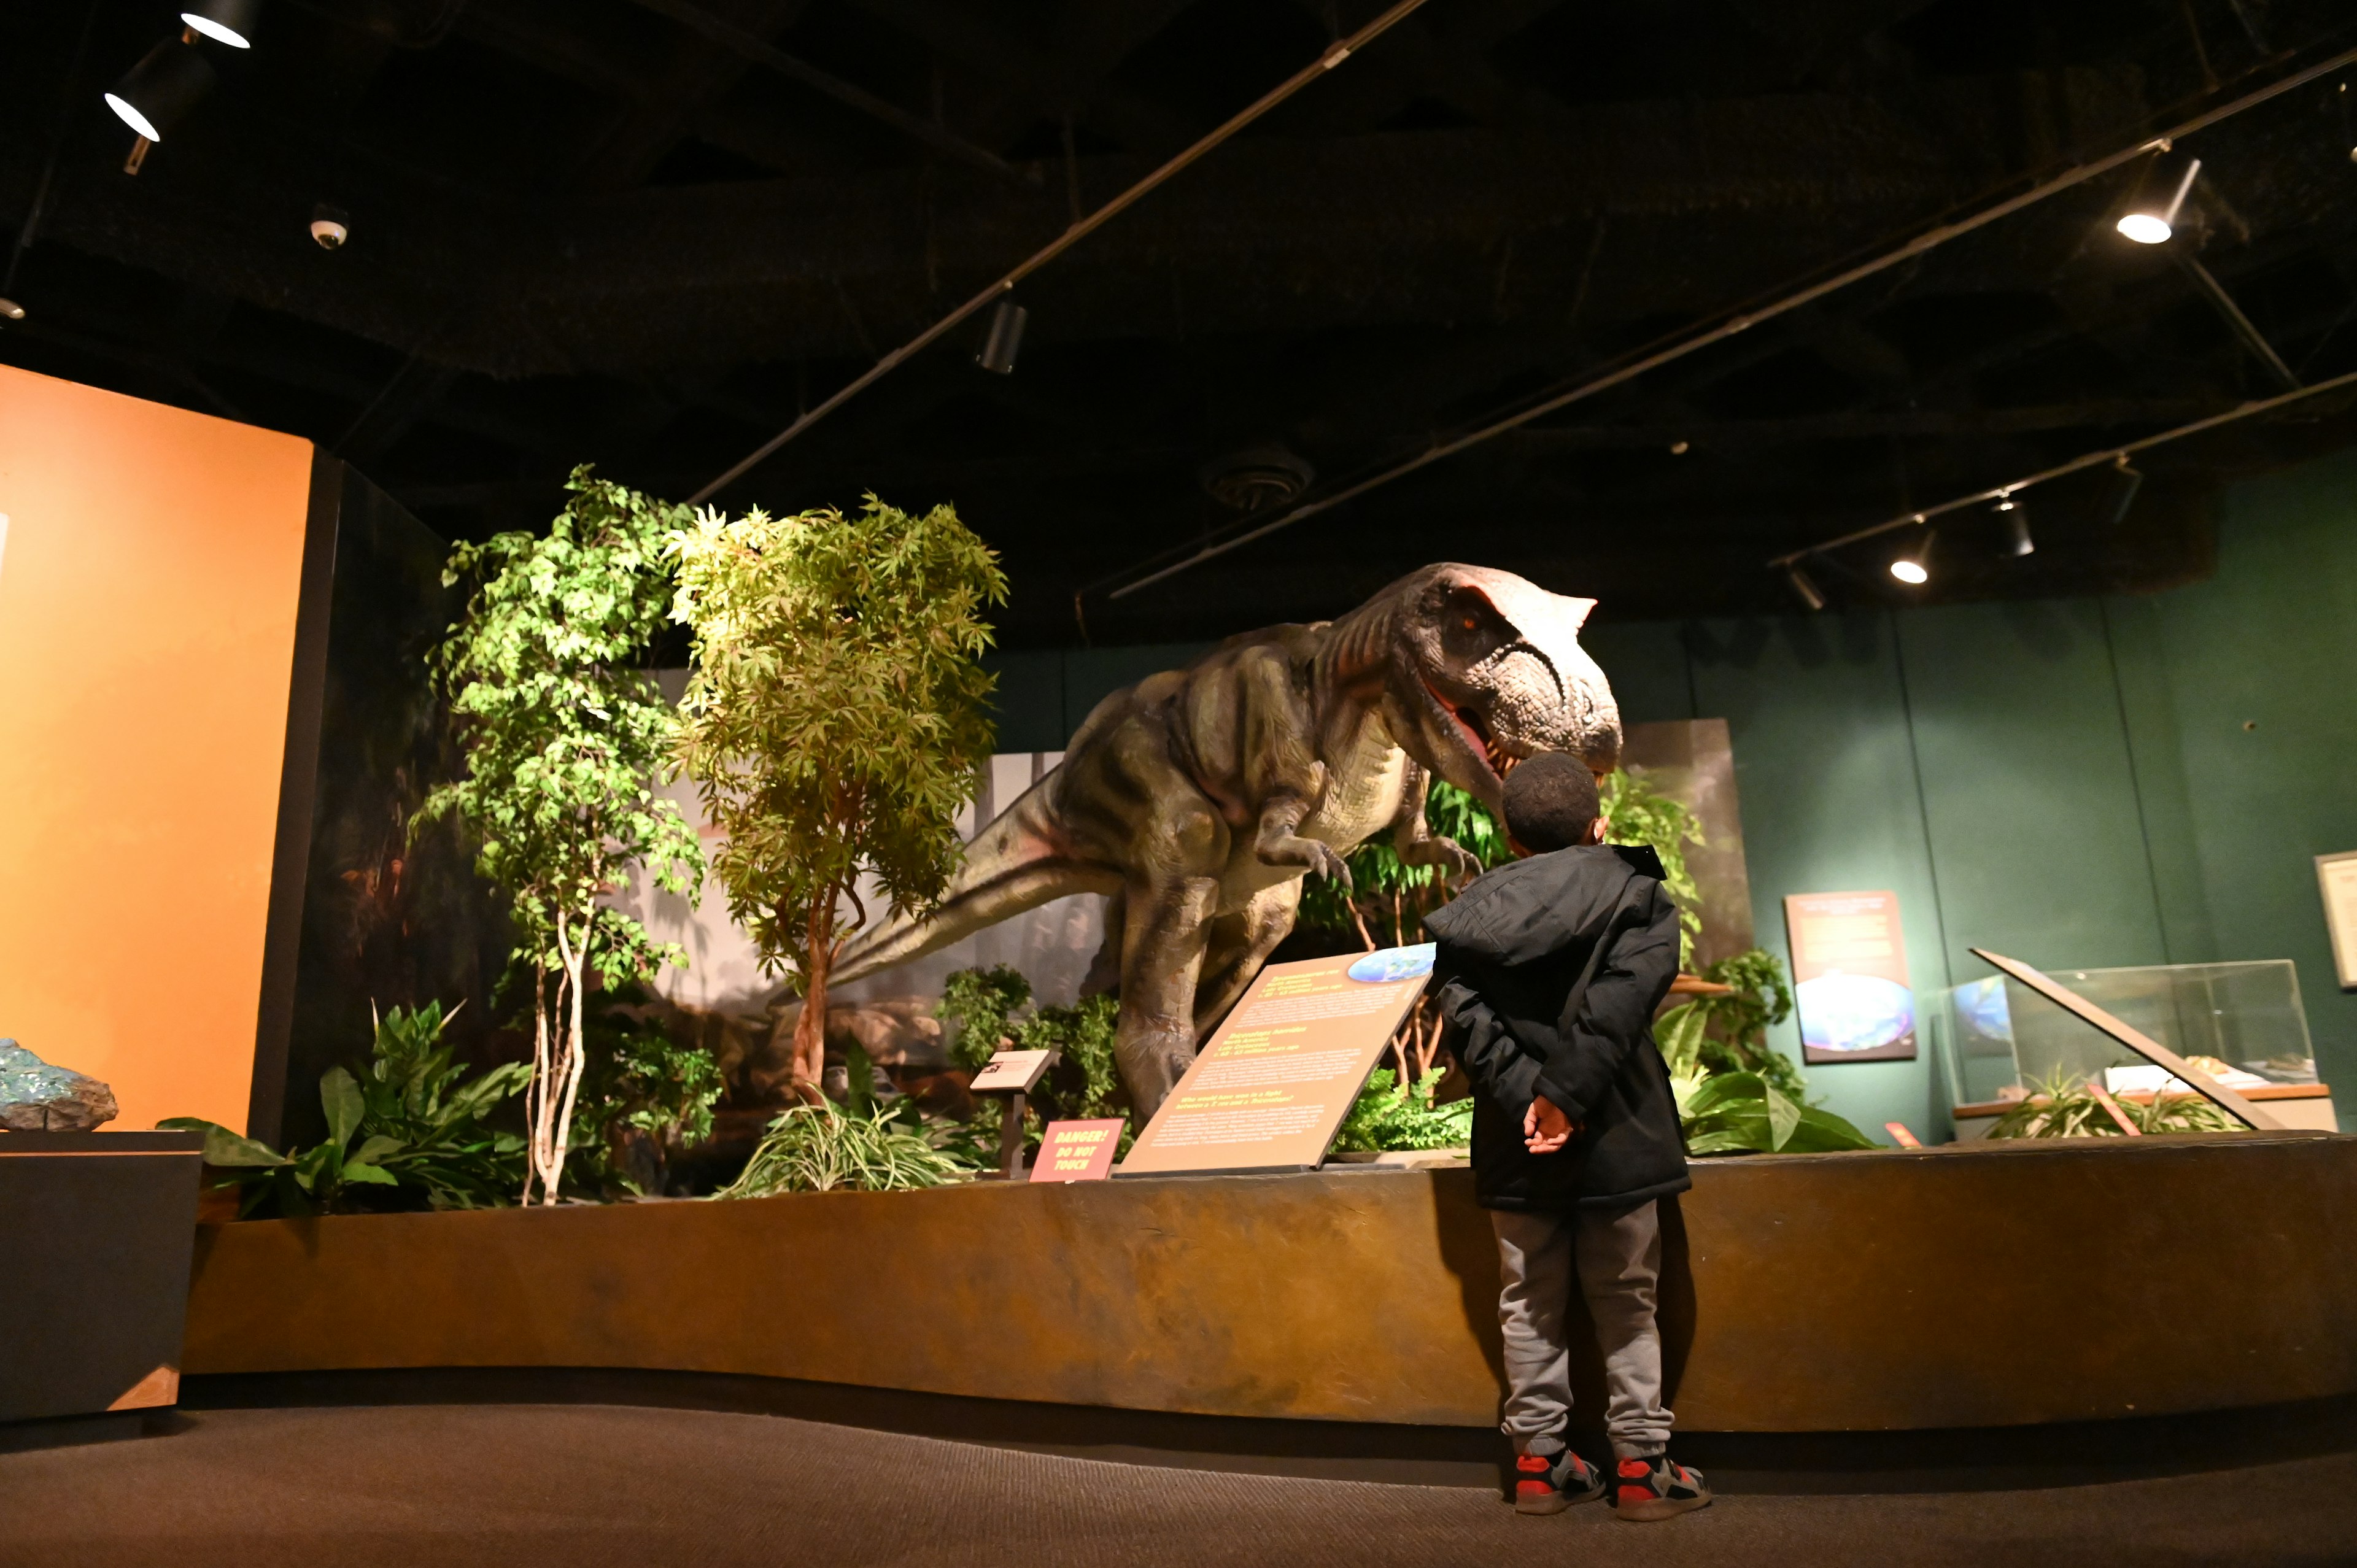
left=1491, top=1201, right=1670, bottom=1459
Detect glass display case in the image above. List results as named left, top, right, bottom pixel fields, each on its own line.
left=1927, top=959, right=2335, bottom=1140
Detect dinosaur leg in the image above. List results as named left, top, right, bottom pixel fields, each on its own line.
left=1116, top=871, right=1223, bottom=1119
left=1078, top=887, right=1125, bottom=998
left=1192, top=879, right=1303, bottom=1038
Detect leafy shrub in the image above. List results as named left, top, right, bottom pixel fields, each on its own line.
left=939, top=964, right=1031, bottom=1070
left=165, top=1003, right=531, bottom=1216
left=1676, top=1070, right=1878, bottom=1155
left=571, top=990, right=724, bottom=1195
left=937, top=968, right=1132, bottom=1155
left=1598, top=768, right=1706, bottom=968
left=1656, top=949, right=1806, bottom=1102
left=1333, top=1068, right=1474, bottom=1153
left=1985, top=1069, right=2243, bottom=1140
left=718, top=1102, right=974, bottom=1196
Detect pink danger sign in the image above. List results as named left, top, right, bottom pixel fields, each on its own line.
left=1028, top=1119, right=1124, bottom=1183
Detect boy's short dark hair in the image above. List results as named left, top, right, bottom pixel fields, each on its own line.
left=1502, top=753, right=1601, bottom=852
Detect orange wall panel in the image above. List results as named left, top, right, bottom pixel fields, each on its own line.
left=0, top=366, right=315, bottom=1134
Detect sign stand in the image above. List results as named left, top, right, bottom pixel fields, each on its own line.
left=967, top=1048, right=1056, bottom=1179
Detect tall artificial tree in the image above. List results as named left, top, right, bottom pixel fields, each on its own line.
left=420, top=468, right=702, bottom=1205
left=668, top=495, right=1005, bottom=1102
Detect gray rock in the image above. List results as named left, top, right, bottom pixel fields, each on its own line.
left=0, top=1039, right=119, bottom=1132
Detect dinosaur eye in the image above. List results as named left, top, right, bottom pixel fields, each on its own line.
left=1440, top=588, right=1515, bottom=666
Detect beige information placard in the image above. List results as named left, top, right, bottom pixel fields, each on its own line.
left=2318, top=852, right=2357, bottom=992
left=1117, top=944, right=1433, bottom=1176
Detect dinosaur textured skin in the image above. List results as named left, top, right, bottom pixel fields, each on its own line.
left=835, top=564, right=1622, bottom=1116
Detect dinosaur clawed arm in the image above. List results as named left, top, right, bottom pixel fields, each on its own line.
left=1390, top=760, right=1482, bottom=881
left=1398, top=830, right=1481, bottom=882
left=1253, top=792, right=1354, bottom=892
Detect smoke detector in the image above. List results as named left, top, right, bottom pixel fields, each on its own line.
left=1199, top=445, right=1315, bottom=512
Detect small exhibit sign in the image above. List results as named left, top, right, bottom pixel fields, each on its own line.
left=1028, top=1119, right=1125, bottom=1183
left=968, top=1049, right=1054, bottom=1094
left=2317, top=852, right=2357, bottom=991
left=1783, top=889, right=1917, bottom=1064
left=1117, top=943, right=1433, bottom=1176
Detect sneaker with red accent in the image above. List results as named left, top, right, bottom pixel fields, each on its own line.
left=1511, top=1446, right=1605, bottom=1515
left=1614, top=1454, right=1712, bottom=1521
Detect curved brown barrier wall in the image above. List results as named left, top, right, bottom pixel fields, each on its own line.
left=186, top=1134, right=2357, bottom=1432
left=0, top=366, right=315, bottom=1134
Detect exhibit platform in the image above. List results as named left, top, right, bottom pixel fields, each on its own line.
left=181, top=1130, right=2357, bottom=1476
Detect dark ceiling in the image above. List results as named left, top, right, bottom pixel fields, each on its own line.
left=5, top=0, right=2357, bottom=646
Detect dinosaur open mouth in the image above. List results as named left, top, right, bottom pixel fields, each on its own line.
left=1424, top=678, right=1520, bottom=782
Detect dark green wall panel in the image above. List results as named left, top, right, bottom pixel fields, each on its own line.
left=1894, top=600, right=2167, bottom=981
left=1682, top=612, right=1955, bottom=1139
left=2140, top=452, right=2357, bottom=1098
left=1585, top=619, right=1695, bottom=725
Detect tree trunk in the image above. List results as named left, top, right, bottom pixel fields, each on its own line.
left=544, top=904, right=592, bottom=1205
left=791, top=895, right=834, bottom=1105
left=537, top=905, right=594, bottom=1197
left=524, top=962, right=552, bottom=1205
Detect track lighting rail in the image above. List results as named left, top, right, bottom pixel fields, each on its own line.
left=688, top=0, right=1432, bottom=506
left=1765, top=364, right=2357, bottom=571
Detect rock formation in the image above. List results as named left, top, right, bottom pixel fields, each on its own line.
left=0, top=1039, right=119, bottom=1132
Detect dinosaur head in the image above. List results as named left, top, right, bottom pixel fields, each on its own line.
left=1379, top=564, right=1622, bottom=813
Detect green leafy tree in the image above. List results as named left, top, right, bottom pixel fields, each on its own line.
left=668, top=496, right=1006, bottom=1103
left=417, top=468, right=703, bottom=1205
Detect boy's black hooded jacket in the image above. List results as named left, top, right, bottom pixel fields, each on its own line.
left=1424, top=846, right=1689, bottom=1213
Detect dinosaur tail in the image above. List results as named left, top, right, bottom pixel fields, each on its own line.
left=834, top=771, right=1113, bottom=985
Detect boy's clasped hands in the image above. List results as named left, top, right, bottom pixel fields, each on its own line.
left=1522, top=1094, right=1579, bottom=1154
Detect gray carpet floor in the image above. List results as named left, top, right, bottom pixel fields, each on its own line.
left=3, top=1404, right=2353, bottom=1568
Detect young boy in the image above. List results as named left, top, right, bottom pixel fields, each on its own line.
left=1424, top=752, right=1710, bottom=1522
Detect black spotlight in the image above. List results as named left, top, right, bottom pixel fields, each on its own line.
left=106, top=39, right=217, bottom=144
left=180, top=0, right=261, bottom=48
left=2102, top=454, right=2145, bottom=527
left=975, top=298, right=1026, bottom=374
left=1784, top=561, right=1827, bottom=612
left=1994, top=493, right=2034, bottom=557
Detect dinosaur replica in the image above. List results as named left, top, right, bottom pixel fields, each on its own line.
left=834, top=563, right=1624, bottom=1116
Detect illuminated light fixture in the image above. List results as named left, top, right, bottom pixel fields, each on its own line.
left=0, top=297, right=23, bottom=323
left=2103, top=454, right=2145, bottom=525
left=1994, top=492, right=2035, bottom=557
left=180, top=0, right=261, bottom=48
left=1785, top=561, right=1827, bottom=612
left=1668, top=439, right=1690, bottom=455
left=975, top=298, right=1026, bottom=374
left=311, top=202, right=349, bottom=249
left=2116, top=157, right=2202, bottom=245
left=1889, top=523, right=1933, bottom=585
left=105, top=39, right=216, bottom=144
